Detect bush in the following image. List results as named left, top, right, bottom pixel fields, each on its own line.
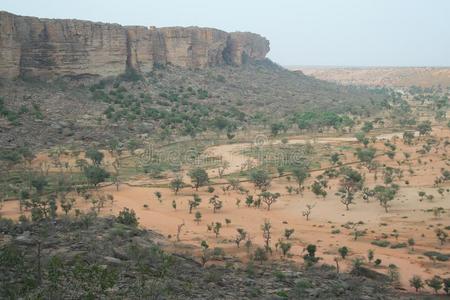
left=0, top=218, right=15, bottom=234
left=390, top=242, right=407, bottom=249
left=371, top=240, right=390, bottom=248
left=116, top=208, right=139, bottom=227
left=292, top=279, right=313, bottom=297
left=424, top=251, right=449, bottom=262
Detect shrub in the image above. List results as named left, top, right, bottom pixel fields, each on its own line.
left=423, top=251, right=449, bottom=262
left=292, top=279, right=313, bottom=297
left=116, top=208, right=139, bottom=227
left=371, top=240, right=390, bottom=248
left=390, top=242, right=407, bottom=249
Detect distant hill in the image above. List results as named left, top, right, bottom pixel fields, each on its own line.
left=291, top=67, right=450, bottom=88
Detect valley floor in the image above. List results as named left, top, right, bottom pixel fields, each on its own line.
left=2, top=126, right=450, bottom=295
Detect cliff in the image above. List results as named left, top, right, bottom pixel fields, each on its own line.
left=0, top=11, right=270, bottom=78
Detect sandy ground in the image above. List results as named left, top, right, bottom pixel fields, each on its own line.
left=2, top=127, right=449, bottom=293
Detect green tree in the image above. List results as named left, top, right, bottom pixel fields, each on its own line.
left=279, top=241, right=292, bottom=258
left=426, top=276, right=443, bottom=294
left=194, top=211, right=202, bottom=224
left=169, top=175, right=185, bottom=194
left=85, top=148, right=104, bottom=166
left=417, top=121, right=432, bottom=136
left=213, top=222, right=222, bottom=237
left=403, top=131, right=415, bottom=145
left=254, top=247, right=268, bottom=264
left=84, top=166, right=110, bottom=188
left=338, top=246, right=349, bottom=259
left=235, top=228, right=247, bottom=248
left=188, top=168, right=209, bottom=191
left=249, top=169, right=271, bottom=190
left=116, top=207, right=138, bottom=227
left=284, top=228, right=295, bottom=240
left=356, top=147, right=376, bottom=166
left=361, top=121, right=374, bottom=133
left=373, top=185, right=398, bottom=212
left=188, top=194, right=202, bottom=214
left=154, top=191, right=162, bottom=202
left=355, top=132, right=369, bottom=148
left=261, top=219, right=272, bottom=253
left=409, top=275, right=424, bottom=293
left=291, top=166, right=309, bottom=194
left=435, top=228, right=448, bottom=245
left=337, top=167, right=364, bottom=210
left=259, top=191, right=280, bottom=211
left=209, top=195, right=222, bottom=213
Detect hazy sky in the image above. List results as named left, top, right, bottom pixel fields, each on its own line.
left=2, top=0, right=450, bottom=66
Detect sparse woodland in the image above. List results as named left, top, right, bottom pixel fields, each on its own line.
left=1, top=62, right=450, bottom=298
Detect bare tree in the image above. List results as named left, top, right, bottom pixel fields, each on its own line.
left=302, top=203, right=316, bottom=221
left=176, top=220, right=185, bottom=242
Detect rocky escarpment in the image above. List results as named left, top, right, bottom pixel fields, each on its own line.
left=0, top=11, right=270, bottom=79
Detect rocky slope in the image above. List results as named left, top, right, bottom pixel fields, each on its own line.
left=0, top=11, right=269, bottom=79
left=0, top=216, right=416, bottom=299
left=0, top=62, right=389, bottom=150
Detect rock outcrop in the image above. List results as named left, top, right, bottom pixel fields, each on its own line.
left=0, top=11, right=270, bottom=78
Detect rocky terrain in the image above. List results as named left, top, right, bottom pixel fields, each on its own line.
left=0, top=215, right=417, bottom=299
left=0, top=61, right=389, bottom=150
left=0, top=11, right=269, bottom=79
left=293, top=67, right=450, bottom=88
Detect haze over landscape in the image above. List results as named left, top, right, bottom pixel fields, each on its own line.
left=0, top=1, right=449, bottom=299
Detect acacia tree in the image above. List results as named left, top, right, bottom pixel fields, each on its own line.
left=311, top=180, right=327, bottom=199
left=279, top=241, right=292, bottom=258
left=213, top=222, right=222, bottom=238
left=209, top=195, right=222, bottom=213
left=217, top=161, right=229, bottom=178
left=355, top=132, right=369, bottom=148
left=60, top=197, right=75, bottom=215
left=426, top=276, right=443, bottom=294
left=84, top=165, right=110, bottom=190
left=194, top=211, right=202, bottom=224
left=188, top=168, right=209, bottom=191
left=284, top=228, right=294, bottom=240
left=338, top=246, right=349, bottom=259
left=403, top=131, right=415, bottom=145
left=235, top=228, right=247, bottom=248
left=85, top=148, right=104, bottom=167
left=188, top=194, right=202, bottom=214
left=330, top=152, right=341, bottom=166
left=373, top=185, right=398, bottom=212
left=291, top=166, right=309, bottom=195
left=200, top=240, right=211, bottom=267
left=417, top=121, right=432, bottom=136
left=337, top=167, right=364, bottom=211
left=169, top=175, right=185, bottom=195
left=355, top=147, right=376, bottom=168
left=409, top=275, right=424, bottom=293
left=249, top=169, right=271, bottom=190
left=435, top=228, right=448, bottom=245
left=261, top=219, right=272, bottom=253
left=259, top=191, right=280, bottom=211
left=108, top=139, right=123, bottom=191
left=302, top=203, right=315, bottom=221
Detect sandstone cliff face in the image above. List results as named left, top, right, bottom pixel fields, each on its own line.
left=0, top=11, right=270, bottom=79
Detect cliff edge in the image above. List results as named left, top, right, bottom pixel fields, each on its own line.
left=0, top=11, right=270, bottom=78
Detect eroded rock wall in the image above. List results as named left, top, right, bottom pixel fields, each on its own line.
left=0, top=11, right=270, bottom=78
